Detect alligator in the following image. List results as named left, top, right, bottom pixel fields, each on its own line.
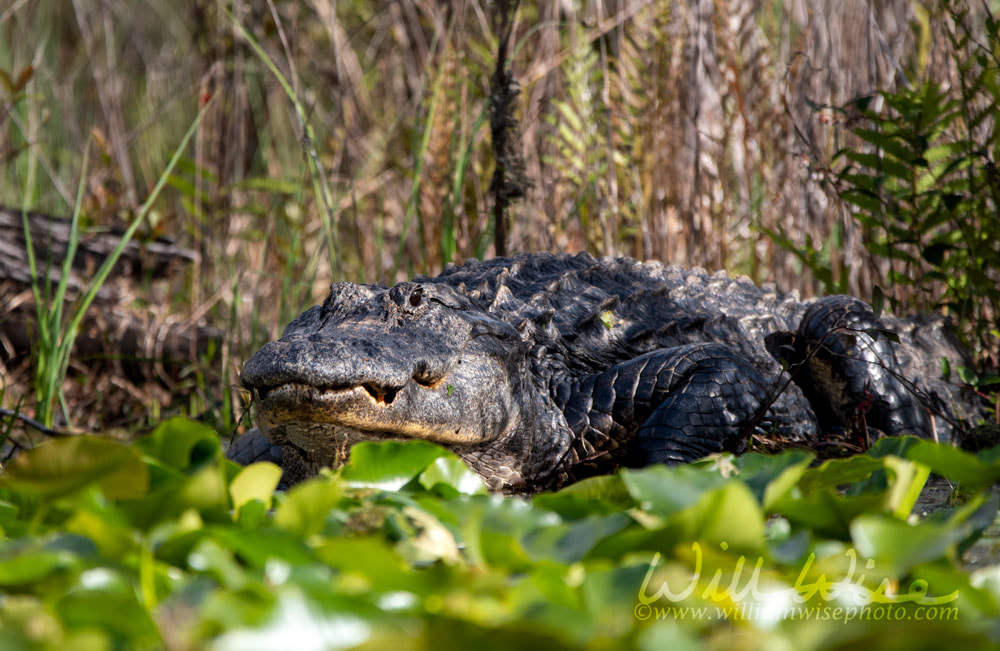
left=230, top=252, right=980, bottom=493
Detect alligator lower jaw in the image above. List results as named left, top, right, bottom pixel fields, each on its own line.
left=261, top=420, right=409, bottom=472
left=250, top=383, right=552, bottom=494
left=250, top=382, right=487, bottom=446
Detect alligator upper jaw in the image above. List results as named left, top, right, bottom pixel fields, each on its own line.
left=251, top=382, right=491, bottom=445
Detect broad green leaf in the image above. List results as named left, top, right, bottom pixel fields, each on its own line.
left=229, top=462, right=283, bottom=513
left=851, top=514, right=968, bottom=575
left=556, top=474, right=635, bottom=509
left=670, top=481, right=766, bottom=551
left=274, top=475, right=342, bottom=538
left=445, top=497, right=561, bottom=571
left=774, top=490, right=886, bottom=539
left=57, top=572, right=161, bottom=649
left=621, top=465, right=729, bottom=516
left=0, top=548, right=77, bottom=587
left=210, top=527, right=317, bottom=568
left=583, top=564, right=654, bottom=630
left=418, top=456, right=486, bottom=495
left=186, top=538, right=249, bottom=589
left=915, top=563, right=1000, bottom=616
left=134, top=417, right=220, bottom=472
left=316, top=537, right=433, bottom=594
left=507, top=564, right=596, bottom=643
left=66, top=509, right=135, bottom=559
left=3, top=437, right=148, bottom=500
left=882, top=455, right=930, bottom=519
left=532, top=491, right=624, bottom=519
left=798, top=454, right=887, bottom=494
left=522, top=513, right=631, bottom=563
left=905, top=440, right=1000, bottom=487
left=733, top=449, right=813, bottom=509
left=811, top=438, right=920, bottom=503
left=117, top=464, right=228, bottom=530
left=340, top=441, right=448, bottom=491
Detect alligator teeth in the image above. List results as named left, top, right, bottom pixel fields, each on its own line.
left=362, top=384, right=397, bottom=405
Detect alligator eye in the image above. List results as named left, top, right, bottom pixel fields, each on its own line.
left=409, top=287, right=423, bottom=307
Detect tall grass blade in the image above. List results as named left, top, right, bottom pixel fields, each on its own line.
left=227, top=9, right=342, bottom=280
left=30, top=103, right=211, bottom=426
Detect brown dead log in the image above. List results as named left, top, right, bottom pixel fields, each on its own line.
left=0, top=207, right=198, bottom=301
left=0, top=208, right=221, bottom=381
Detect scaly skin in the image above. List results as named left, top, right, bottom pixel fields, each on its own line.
left=234, top=252, right=979, bottom=493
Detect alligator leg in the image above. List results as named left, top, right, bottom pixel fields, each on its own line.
left=557, top=343, right=777, bottom=468
left=795, top=296, right=928, bottom=438
left=225, top=428, right=336, bottom=488
left=226, top=428, right=283, bottom=466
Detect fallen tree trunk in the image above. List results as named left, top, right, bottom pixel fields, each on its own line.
left=0, top=207, right=222, bottom=378
left=0, top=207, right=198, bottom=300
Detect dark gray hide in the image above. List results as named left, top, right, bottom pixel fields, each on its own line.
left=236, top=252, right=978, bottom=492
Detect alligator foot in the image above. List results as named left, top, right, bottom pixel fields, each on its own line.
left=226, top=428, right=283, bottom=466
left=795, top=295, right=929, bottom=439
left=558, top=343, right=776, bottom=468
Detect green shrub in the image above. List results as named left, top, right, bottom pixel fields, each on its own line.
left=1, top=420, right=1000, bottom=648
left=770, top=0, right=1000, bottom=417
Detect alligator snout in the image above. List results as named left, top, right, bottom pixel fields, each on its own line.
left=239, top=282, right=522, bottom=456
left=354, top=355, right=451, bottom=401
left=240, top=338, right=456, bottom=395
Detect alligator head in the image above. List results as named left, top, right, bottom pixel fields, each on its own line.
left=240, top=281, right=573, bottom=491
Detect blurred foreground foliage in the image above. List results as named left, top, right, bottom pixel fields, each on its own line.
left=1, top=418, right=1000, bottom=649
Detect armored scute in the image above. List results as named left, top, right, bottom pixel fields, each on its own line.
left=232, top=252, right=978, bottom=493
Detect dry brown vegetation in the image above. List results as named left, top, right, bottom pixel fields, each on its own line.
left=0, top=0, right=992, bottom=430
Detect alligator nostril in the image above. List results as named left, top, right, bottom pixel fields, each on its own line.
left=362, top=384, right=397, bottom=404
left=409, top=286, right=423, bottom=307
left=412, top=360, right=441, bottom=387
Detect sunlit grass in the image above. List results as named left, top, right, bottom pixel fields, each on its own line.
left=0, top=0, right=996, bottom=427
